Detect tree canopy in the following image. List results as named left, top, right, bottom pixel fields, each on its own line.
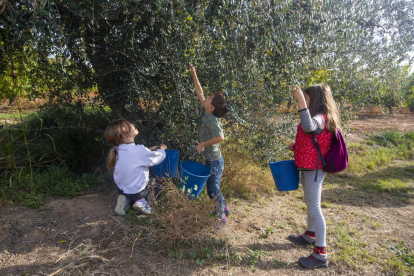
left=1, top=0, right=413, bottom=161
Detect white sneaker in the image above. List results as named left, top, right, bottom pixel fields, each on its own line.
left=133, top=198, right=152, bottom=214
left=114, top=195, right=130, bottom=215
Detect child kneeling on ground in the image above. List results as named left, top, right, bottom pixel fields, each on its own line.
left=105, top=119, right=167, bottom=215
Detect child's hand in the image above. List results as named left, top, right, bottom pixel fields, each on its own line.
left=287, top=142, right=295, bottom=151
left=159, top=143, right=167, bottom=150
left=196, top=143, right=205, bottom=152
left=149, top=146, right=159, bottom=151
left=291, top=85, right=304, bottom=101
left=188, top=64, right=196, bottom=76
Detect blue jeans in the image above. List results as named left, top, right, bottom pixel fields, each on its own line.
left=205, top=156, right=226, bottom=215
left=117, top=178, right=162, bottom=204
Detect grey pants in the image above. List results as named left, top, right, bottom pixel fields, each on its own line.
left=301, top=170, right=326, bottom=247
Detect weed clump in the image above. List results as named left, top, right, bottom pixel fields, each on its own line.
left=49, top=239, right=109, bottom=276
left=222, top=150, right=277, bottom=199
left=150, top=180, right=219, bottom=246
left=112, top=180, right=230, bottom=266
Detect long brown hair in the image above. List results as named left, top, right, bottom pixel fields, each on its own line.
left=304, top=84, right=341, bottom=135
left=104, top=119, right=132, bottom=171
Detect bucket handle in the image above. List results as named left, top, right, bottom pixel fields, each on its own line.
left=191, top=148, right=213, bottom=162
left=189, top=151, right=215, bottom=176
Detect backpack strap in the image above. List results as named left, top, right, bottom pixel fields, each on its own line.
left=310, top=132, right=326, bottom=182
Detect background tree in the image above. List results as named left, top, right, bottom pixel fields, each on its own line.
left=0, top=1, right=40, bottom=105
left=1, top=0, right=413, bottom=165
left=403, top=72, right=414, bottom=112
left=377, top=66, right=410, bottom=114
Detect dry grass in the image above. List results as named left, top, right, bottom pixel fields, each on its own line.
left=0, top=91, right=100, bottom=111
left=222, top=150, right=276, bottom=199
left=148, top=180, right=220, bottom=247
left=0, top=98, right=48, bottom=110
left=48, top=240, right=109, bottom=276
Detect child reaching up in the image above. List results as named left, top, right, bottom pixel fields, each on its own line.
left=188, top=64, right=230, bottom=226
left=105, top=119, right=167, bottom=215
left=287, top=84, right=341, bottom=269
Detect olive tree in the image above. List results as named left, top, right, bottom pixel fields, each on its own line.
left=2, top=0, right=413, bottom=163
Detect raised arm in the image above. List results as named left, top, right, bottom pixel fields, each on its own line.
left=188, top=64, right=205, bottom=104
left=291, top=85, right=325, bottom=133
left=292, top=85, right=307, bottom=110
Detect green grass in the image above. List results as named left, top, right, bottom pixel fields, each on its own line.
left=84, top=105, right=112, bottom=113
left=0, top=166, right=103, bottom=208
left=388, top=242, right=414, bottom=270
left=383, top=242, right=414, bottom=275
left=163, top=237, right=228, bottom=267
left=0, top=112, right=33, bottom=121
left=325, top=131, right=414, bottom=206
left=372, top=131, right=414, bottom=148
left=330, top=222, right=373, bottom=269
left=328, top=219, right=413, bottom=275
left=347, top=131, right=414, bottom=174
left=0, top=105, right=110, bottom=121
left=322, top=131, right=414, bottom=274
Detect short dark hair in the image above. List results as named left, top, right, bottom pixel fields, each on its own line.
left=211, top=91, right=229, bottom=118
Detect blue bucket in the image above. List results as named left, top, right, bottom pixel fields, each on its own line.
left=179, top=161, right=211, bottom=199
left=153, top=149, right=180, bottom=178
left=269, top=160, right=299, bottom=191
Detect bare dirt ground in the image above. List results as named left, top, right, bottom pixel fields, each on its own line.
left=347, top=113, right=414, bottom=143
left=1, top=113, right=414, bottom=276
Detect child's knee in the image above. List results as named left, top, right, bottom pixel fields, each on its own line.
left=308, top=207, right=324, bottom=219
left=208, top=190, right=221, bottom=200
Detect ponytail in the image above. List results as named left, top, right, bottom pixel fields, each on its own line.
left=104, top=119, right=132, bottom=171
left=107, top=148, right=117, bottom=171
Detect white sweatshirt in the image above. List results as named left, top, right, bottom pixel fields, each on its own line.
left=113, top=143, right=166, bottom=194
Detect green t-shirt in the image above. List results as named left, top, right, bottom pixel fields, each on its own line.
left=198, top=113, right=224, bottom=161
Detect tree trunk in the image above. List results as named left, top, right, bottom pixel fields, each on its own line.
left=9, top=58, right=17, bottom=106
left=287, top=99, right=293, bottom=112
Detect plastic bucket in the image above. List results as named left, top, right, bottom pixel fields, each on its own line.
left=179, top=161, right=211, bottom=199
left=269, top=160, right=299, bottom=191
left=153, top=149, right=180, bottom=178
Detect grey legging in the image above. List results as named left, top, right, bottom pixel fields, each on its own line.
left=301, top=170, right=326, bottom=247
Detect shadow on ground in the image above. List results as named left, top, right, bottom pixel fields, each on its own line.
left=323, top=164, right=414, bottom=208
